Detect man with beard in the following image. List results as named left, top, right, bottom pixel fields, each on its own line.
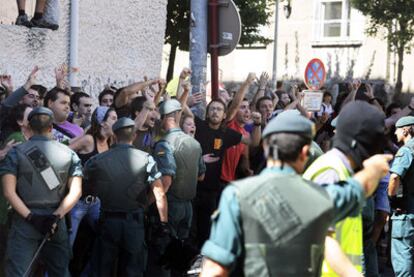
left=44, top=88, right=83, bottom=144
left=304, top=101, right=386, bottom=277
left=192, top=73, right=256, bottom=248
left=130, top=96, right=161, bottom=154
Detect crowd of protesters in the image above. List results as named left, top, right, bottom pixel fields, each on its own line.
left=0, top=63, right=413, bottom=277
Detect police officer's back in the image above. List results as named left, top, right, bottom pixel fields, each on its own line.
left=85, top=117, right=167, bottom=277
left=148, top=99, right=204, bottom=276
left=200, top=111, right=391, bottom=277
left=0, top=107, right=83, bottom=277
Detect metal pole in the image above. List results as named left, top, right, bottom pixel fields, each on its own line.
left=209, top=0, right=219, bottom=100
left=271, top=0, right=279, bottom=90
left=69, top=0, right=80, bottom=88
left=190, top=0, right=208, bottom=119
left=23, top=234, right=49, bottom=277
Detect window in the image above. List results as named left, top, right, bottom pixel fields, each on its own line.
left=314, top=0, right=351, bottom=40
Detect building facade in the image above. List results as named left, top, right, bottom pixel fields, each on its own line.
left=0, top=0, right=168, bottom=97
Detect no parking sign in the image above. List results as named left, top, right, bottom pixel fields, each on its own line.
left=304, top=58, right=326, bottom=91
left=302, top=58, right=326, bottom=111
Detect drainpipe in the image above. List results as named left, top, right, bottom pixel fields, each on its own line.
left=69, top=0, right=79, bottom=88
left=272, top=0, right=279, bottom=90
left=209, top=0, right=219, bottom=100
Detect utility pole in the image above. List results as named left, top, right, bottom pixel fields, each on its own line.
left=190, top=0, right=208, bottom=119
left=209, top=0, right=219, bottom=100
left=272, top=0, right=279, bottom=90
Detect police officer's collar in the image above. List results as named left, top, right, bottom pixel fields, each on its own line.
left=29, top=134, right=51, bottom=141
left=111, top=143, right=134, bottom=149
left=261, top=164, right=296, bottom=176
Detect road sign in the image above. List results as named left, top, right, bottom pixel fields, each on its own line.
left=304, top=59, right=326, bottom=90
left=208, top=0, right=241, bottom=56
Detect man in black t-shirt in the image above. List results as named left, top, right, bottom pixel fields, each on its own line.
left=193, top=99, right=242, bottom=248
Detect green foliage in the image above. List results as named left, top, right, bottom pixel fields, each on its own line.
left=350, top=0, right=414, bottom=53
left=165, top=0, right=276, bottom=50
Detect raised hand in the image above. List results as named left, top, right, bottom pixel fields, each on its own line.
left=24, top=66, right=39, bottom=91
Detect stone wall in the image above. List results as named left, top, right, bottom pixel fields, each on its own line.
left=0, top=0, right=167, bottom=98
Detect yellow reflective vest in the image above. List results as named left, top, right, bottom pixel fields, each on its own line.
left=303, top=153, right=363, bottom=276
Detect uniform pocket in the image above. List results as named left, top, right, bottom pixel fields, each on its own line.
left=391, top=214, right=414, bottom=239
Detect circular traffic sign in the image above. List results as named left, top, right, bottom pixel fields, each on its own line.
left=304, top=58, right=326, bottom=90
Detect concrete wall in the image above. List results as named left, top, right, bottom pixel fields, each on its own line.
left=0, top=0, right=168, bottom=98
left=162, top=0, right=414, bottom=92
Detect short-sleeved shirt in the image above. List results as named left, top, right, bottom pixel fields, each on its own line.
left=0, top=135, right=83, bottom=178
left=221, top=119, right=248, bottom=183
left=390, top=140, right=414, bottom=179
left=201, top=165, right=365, bottom=269
left=53, top=121, right=84, bottom=144
left=195, top=116, right=242, bottom=191
left=133, top=120, right=162, bottom=154
left=153, top=128, right=205, bottom=178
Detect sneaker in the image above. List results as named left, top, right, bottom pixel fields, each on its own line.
left=30, top=18, right=59, bottom=31
left=15, top=14, right=32, bottom=28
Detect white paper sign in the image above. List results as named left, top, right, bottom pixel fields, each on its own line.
left=301, top=90, right=323, bottom=112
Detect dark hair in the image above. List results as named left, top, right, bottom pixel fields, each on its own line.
left=43, top=87, right=71, bottom=108
left=98, top=89, right=114, bottom=105
left=206, top=99, right=228, bottom=114
left=30, top=85, right=48, bottom=99
left=87, top=107, right=115, bottom=142
left=130, top=96, right=146, bottom=119
left=264, top=133, right=311, bottom=162
left=256, top=96, right=273, bottom=111
left=115, top=127, right=135, bottom=142
left=70, top=92, right=90, bottom=110
left=29, top=114, right=53, bottom=133
left=386, top=102, right=402, bottom=117
left=323, top=91, right=332, bottom=99
left=0, top=104, right=31, bottom=143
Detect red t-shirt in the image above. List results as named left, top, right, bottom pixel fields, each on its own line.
left=220, top=119, right=248, bottom=183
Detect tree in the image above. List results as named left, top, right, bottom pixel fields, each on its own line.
left=350, top=0, right=414, bottom=95
left=164, top=0, right=275, bottom=81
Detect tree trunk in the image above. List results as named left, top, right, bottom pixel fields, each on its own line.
left=395, top=45, right=404, bottom=96
left=166, top=44, right=177, bottom=82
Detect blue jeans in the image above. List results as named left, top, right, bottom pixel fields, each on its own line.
left=69, top=197, right=100, bottom=246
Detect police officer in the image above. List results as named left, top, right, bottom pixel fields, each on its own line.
left=0, top=107, right=83, bottom=277
left=86, top=117, right=167, bottom=277
left=147, top=99, right=204, bottom=276
left=200, top=110, right=391, bottom=277
left=388, top=116, right=414, bottom=276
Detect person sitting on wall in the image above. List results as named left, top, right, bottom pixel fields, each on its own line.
left=15, top=0, right=59, bottom=31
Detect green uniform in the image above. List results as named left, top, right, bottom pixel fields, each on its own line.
left=202, top=165, right=366, bottom=276
left=86, top=143, right=161, bottom=277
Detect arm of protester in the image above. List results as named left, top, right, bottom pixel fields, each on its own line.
left=176, top=68, right=192, bottom=99
left=227, top=73, right=256, bottom=123
left=250, top=112, right=262, bottom=147
left=0, top=74, right=14, bottom=95
left=250, top=72, right=269, bottom=112
left=115, top=79, right=158, bottom=108
left=341, top=79, right=360, bottom=109
left=69, top=134, right=94, bottom=153
left=385, top=97, right=414, bottom=129
left=3, top=66, right=38, bottom=108
left=239, top=148, right=253, bottom=177
left=365, top=83, right=384, bottom=113
left=0, top=140, right=19, bottom=161
left=55, top=64, right=68, bottom=90
left=154, top=79, right=167, bottom=106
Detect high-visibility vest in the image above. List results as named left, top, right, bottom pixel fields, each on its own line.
left=303, top=154, right=363, bottom=276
